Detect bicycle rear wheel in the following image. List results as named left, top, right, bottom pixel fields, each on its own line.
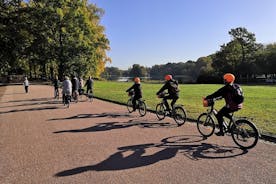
left=156, top=103, right=166, bottom=120
left=231, top=119, right=259, bottom=149
left=197, top=113, right=215, bottom=137
left=173, top=106, right=187, bottom=126
left=127, top=99, right=133, bottom=113
left=138, top=101, right=147, bottom=117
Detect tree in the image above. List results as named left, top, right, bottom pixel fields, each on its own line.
left=129, top=64, right=147, bottom=78
left=212, top=27, right=261, bottom=81
left=101, top=67, right=122, bottom=80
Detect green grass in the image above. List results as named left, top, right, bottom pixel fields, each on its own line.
left=93, top=81, right=276, bottom=135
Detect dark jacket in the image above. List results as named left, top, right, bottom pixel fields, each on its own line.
left=72, top=77, right=79, bottom=91
left=156, top=79, right=179, bottom=96
left=206, top=83, right=243, bottom=110
left=126, top=83, right=142, bottom=98
left=85, top=79, right=93, bottom=89
left=53, top=79, right=59, bottom=88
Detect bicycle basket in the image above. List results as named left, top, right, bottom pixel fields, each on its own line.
left=158, top=92, right=166, bottom=98
left=128, top=90, right=134, bottom=96
left=203, top=98, right=214, bottom=107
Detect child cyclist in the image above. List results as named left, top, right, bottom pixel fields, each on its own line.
left=204, top=73, right=243, bottom=136
left=126, top=77, right=142, bottom=112
left=156, top=74, right=179, bottom=114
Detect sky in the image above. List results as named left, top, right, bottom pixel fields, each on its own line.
left=91, top=0, right=276, bottom=70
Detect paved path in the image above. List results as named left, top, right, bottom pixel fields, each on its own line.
left=0, top=85, right=275, bottom=184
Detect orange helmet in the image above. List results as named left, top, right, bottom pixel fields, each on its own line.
left=165, top=75, right=172, bottom=81
left=223, top=73, right=235, bottom=83
left=134, top=77, right=140, bottom=83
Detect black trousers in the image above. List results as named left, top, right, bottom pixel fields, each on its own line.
left=132, top=95, right=141, bottom=110
left=163, top=94, right=179, bottom=111
left=25, top=86, right=29, bottom=93
left=216, top=106, right=237, bottom=132
left=86, top=88, right=93, bottom=94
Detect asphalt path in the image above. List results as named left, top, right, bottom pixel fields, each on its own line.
left=0, top=85, right=275, bottom=184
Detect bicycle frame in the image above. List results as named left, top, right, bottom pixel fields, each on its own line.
left=206, top=103, right=234, bottom=133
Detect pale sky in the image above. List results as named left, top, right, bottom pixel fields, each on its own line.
left=91, top=0, right=276, bottom=69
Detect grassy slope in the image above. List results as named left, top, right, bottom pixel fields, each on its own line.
left=93, top=81, right=276, bottom=135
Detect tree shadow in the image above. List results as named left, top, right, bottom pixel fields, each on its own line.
left=48, top=113, right=132, bottom=121
left=7, top=97, right=53, bottom=103
left=53, top=120, right=175, bottom=134
left=0, top=106, right=60, bottom=114
left=0, top=101, right=61, bottom=108
left=55, top=135, right=248, bottom=177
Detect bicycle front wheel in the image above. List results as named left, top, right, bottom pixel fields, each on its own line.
left=173, top=106, right=187, bottom=126
left=156, top=103, right=166, bottom=120
left=231, top=119, right=259, bottom=149
left=127, top=99, right=133, bottom=113
left=197, top=113, right=215, bottom=137
left=138, top=101, right=147, bottom=117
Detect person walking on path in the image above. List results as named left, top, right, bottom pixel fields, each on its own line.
left=23, top=77, right=29, bottom=93
left=84, top=76, right=94, bottom=94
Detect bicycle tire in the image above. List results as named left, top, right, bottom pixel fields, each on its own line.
left=197, top=113, right=215, bottom=137
left=138, top=101, right=147, bottom=117
left=173, top=106, right=187, bottom=126
left=127, top=99, right=133, bottom=113
left=231, top=119, right=259, bottom=149
left=156, top=103, right=166, bottom=120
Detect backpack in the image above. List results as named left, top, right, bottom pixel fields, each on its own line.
left=170, top=80, right=179, bottom=93
left=232, top=84, right=244, bottom=104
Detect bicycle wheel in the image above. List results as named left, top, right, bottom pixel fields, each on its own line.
left=138, top=101, right=147, bottom=117
left=173, top=106, right=187, bottom=126
left=156, top=103, right=166, bottom=120
left=231, top=119, right=259, bottom=149
left=127, top=99, right=133, bottom=113
left=197, top=113, right=215, bottom=137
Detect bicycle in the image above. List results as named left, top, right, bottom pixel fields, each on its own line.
left=197, top=97, right=259, bottom=149
left=126, top=90, right=147, bottom=117
left=155, top=92, right=187, bottom=126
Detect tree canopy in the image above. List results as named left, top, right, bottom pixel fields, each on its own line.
left=0, top=0, right=110, bottom=79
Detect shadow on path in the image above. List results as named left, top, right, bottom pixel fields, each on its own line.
left=49, top=113, right=131, bottom=121
left=53, top=120, right=175, bottom=134
left=55, top=135, right=248, bottom=177
left=0, top=106, right=60, bottom=114
left=0, top=100, right=61, bottom=108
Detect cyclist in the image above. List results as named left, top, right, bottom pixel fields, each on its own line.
left=126, top=77, right=142, bottom=112
left=156, top=75, right=179, bottom=114
left=62, top=76, right=72, bottom=103
left=53, top=75, right=59, bottom=98
left=204, top=73, right=243, bottom=136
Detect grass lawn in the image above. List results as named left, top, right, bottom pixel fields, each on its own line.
left=93, top=81, right=276, bottom=136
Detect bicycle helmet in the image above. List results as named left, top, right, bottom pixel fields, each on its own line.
left=223, top=73, right=235, bottom=83
left=165, top=75, right=172, bottom=81
left=134, top=77, right=140, bottom=83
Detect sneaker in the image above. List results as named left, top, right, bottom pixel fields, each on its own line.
left=215, top=132, right=225, bottom=136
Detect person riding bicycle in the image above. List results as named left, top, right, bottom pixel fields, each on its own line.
left=62, top=76, right=72, bottom=103
left=156, top=75, right=179, bottom=114
left=126, top=77, right=142, bottom=112
left=204, top=73, right=243, bottom=136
